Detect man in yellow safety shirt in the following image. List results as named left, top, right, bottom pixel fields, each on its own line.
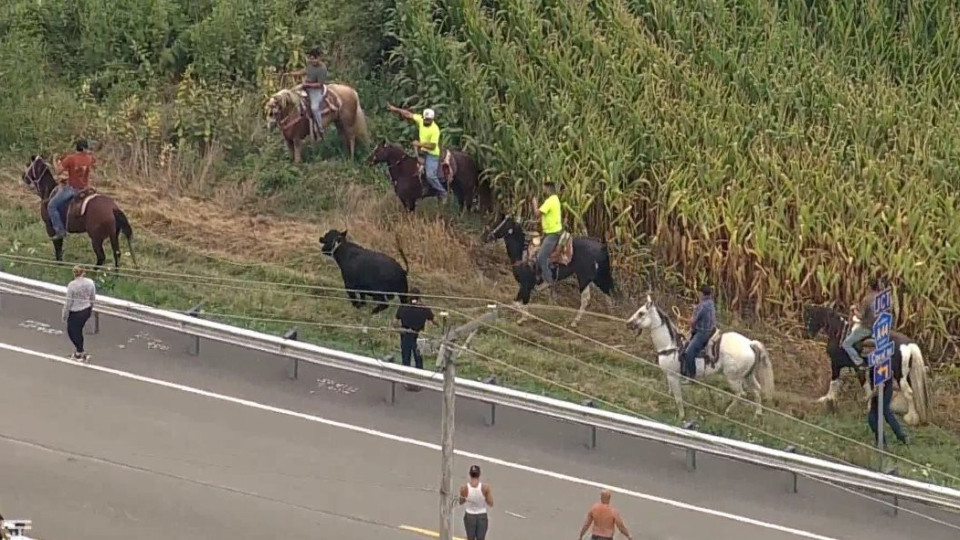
left=386, top=103, right=446, bottom=201
left=532, top=181, right=563, bottom=290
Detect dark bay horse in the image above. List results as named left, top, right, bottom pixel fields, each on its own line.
left=804, top=304, right=931, bottom=425
left=368, top=141, right=469, bottom=212
left=484, top=214, right=616, bottom=327
left=438, top=147, right=494, bottom=214
left=22, top=156, right=137, bottom=268
left=265, top=86, right=369, bottom=162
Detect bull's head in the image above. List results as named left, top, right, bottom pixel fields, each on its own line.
left=319, top=228, right=347, bottom=256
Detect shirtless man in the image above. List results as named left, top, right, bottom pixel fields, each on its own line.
left=577, top=489, right=632, bottom=540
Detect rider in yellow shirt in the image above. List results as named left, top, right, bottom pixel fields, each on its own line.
left=532, top=181, right=563, bottom=289
left=386, top=104, right=446, bottom=201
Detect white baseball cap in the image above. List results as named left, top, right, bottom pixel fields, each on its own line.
left=423, top=108, right=436, bottom=120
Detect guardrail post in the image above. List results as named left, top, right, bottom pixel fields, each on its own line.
left=283, top=328, right=299, bottom=380
left=682, top=420, right=698, bottom=471
left=381, top=354, right=398, bottom=404
left=582, top=399, right=598, bottom=449
left=185, top=304, right=202, bottom=356
left=883, top=466, right=900, bottom=516
left=784, top=445, right=799, bottom=493
left=88, top=311, right=100, bottom=335
left=483, top=375, right=498, bottom=426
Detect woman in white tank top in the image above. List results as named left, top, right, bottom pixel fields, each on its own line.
left=459, top=465, right=493, bottom=540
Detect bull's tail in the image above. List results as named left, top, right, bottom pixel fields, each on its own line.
left=114, top=208, right=138, bottom=268
left=394, top=232, right=412, bottom=304
left=594, top=242, right=617, bottom=297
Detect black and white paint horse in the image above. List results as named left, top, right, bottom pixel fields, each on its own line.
left=483, top=214, right=615, bottom=327
left=627, top=294, right=776, bottom=420
left=803, top=304, right=931, bottom=425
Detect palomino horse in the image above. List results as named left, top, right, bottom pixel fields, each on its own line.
left=22, top=156, right=137, bottom=268
left=484, top=214, right=616, bottom=327
left=367, top=141, right=460, bottom=212
left=804, top=304, right=931, bottom=425
left=265, top=84, right=369, bottom=162
left=626, top=294, right=776, bottom=420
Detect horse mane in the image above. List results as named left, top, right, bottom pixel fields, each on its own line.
left=654, top=306, right=682, bottom=346
left=269, top=88, right=301, bottom=113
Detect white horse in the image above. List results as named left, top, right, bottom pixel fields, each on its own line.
left=626, top=295, right=776, bottom=420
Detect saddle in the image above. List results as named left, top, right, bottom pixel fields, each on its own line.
left=522, top=231, right=575, bottom=268
left=296, top=86, right=341, bottom=141
left=416, top=149, right=452, bottom=195
left=50, top=185, right=98, bottom=223
left=679, top=328, right=722, bottom=368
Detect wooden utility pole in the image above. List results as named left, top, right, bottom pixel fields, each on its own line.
left=437, top=306, right=498, bottom=540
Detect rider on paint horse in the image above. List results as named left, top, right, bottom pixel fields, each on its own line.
left=49, top=139, right=95, bottom=240
left=531, top=181, right=563, bottom=291
left=843, top=277, right=890, bottom=368
left=681, top=284, right=716, bottom=380
left=386, top=104, right=446, bottom=201
left=286, top=47, right=328, bottom=139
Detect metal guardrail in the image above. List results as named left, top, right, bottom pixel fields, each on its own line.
left=1, top=271, right=960, bottom=513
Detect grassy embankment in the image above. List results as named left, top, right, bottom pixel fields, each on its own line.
left=1, top=0, right=959, bottom=486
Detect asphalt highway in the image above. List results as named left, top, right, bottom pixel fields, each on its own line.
left=1, top=292, right=959, bottom=539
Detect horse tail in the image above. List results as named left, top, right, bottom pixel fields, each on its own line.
left=750, top=341, right=776, bottom=396
left=352, top=90, right=370, bottom=144
left=593, top=241, right=616, bottom=297
left=113, top=208, right=139, bottom=268
left=905, top=343, right=932, bottom=424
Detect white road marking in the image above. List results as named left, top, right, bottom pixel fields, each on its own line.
left=0, top=341, right=838, bottom=540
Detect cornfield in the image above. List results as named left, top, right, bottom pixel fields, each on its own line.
left=387, top=0, right=960, bottom=357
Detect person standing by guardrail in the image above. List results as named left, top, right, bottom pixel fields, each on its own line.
left=578, top=489, right=632, bottom=540
left=62, top=265, right=96, bottom=362
left=458, top=464, right=493, bottom=540
left=395, top=288, right=435, bottom=390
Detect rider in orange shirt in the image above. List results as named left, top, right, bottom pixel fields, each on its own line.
left=49, top=140, right=96, bottom=239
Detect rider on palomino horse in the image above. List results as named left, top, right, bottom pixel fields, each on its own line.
left=285, top=47, right=329, bottom=140
left=49, top=139, right=96, bottom=240
left=386, top=104, right=447, bottom=202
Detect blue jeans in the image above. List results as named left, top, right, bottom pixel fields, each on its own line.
left=400, top=332, right=423, bottom=370
left=307, top=87, right=326, bottom=130
left=867, top=379, right=907, bottom=443
left=423, top=154, right=445, bottom=196
left=842, top=326, right=871, bottom=366
left=682, top=330, right=710, bottom=378
left=48, top=185, right=76, bottom=236
left=538, top=232, right=560, bottom=285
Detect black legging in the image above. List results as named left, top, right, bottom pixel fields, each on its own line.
left=67, top=307, right=92, bottom=353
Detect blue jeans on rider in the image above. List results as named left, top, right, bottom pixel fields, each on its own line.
left=682, top=330, right=710, bottom=378
left=48, top=185, right=76, bottom=237
left=867, top=379, right=907, bottom=444
left=842, top=326, right=871, bottom=367
left=307, top=87, right=325, bottom=131
left=423, top=154, right=445, bottom=197
left=538, top=232, right=561, bottom=286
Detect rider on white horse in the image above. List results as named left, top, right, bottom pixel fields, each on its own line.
left=681, top=284, right=716, bottom=380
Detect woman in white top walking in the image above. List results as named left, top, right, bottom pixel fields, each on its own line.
left=62, top=265, right=96, bottom=362
left=458, top=465, right=493, bottom=540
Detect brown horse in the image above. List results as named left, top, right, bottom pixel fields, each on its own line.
left=22, top=156, right=138, bottom=268
left=438, top=147, right=494, bottom=214
left=265, top=85, right=369, bottom=162
left=368, top=141, right=489, bottom=213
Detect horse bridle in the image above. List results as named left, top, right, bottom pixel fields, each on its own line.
left=636, top=309, right=679, bottom=356
left=23, top=156, right=47, bottom=194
